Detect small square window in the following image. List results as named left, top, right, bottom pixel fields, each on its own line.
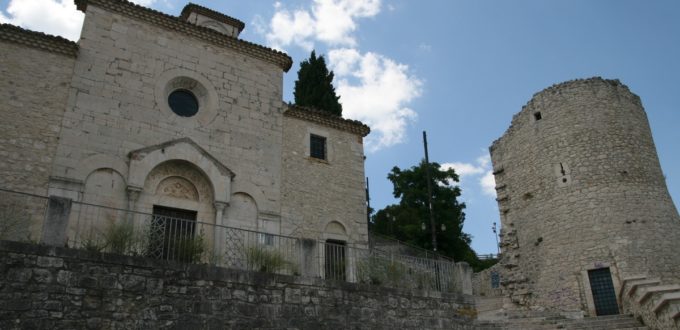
left=534, top=112, right=542, bottom=121
left=310, top=134, right=327, bottom=160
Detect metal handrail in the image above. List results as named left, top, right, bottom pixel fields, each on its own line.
left=0, top=187, right=461, bottom=293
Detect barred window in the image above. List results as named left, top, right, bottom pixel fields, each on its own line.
left=310, top=134, right=327, bottom=160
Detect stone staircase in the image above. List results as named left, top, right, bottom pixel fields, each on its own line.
left=621, top=276, right=680, bottom=329
left=473, top=296, right=647, bottom=329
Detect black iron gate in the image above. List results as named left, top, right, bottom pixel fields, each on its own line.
left=588, top=267, right=619, bottom=316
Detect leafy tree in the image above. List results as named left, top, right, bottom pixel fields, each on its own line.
left=371, top=161, right=492, bottom=271
left=294, top=50, right=343, bottom=116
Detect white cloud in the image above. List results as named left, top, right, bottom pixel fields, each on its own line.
left=265, top=0, right=381, bottom=50
left=1, top=0, right=157, bottom=41
left=130, top=0, right=158, bottom=6
left=328, top=48, right=422, bottom=152
left=2, top=0, right=84, bottom=41
left=442, top=162, right=485, bottom=177
left=442, top=154, right=496, bottom=198
left=480, top=170, right=496, bottom=197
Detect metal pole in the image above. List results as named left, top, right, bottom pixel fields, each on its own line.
left=365, top=177, right=371, bottom=225
left=422, top=131, right=438, bottom=252
left=492, top=222, right=500, bottom=255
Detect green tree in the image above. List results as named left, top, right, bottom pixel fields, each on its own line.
left=294, top=50, right=343, bottom=116
left=371, top=161, right=491, bottom=271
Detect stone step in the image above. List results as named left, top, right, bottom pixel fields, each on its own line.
left=638, top=284, right=680, bottom=304
left=620, top=275, right=648, bottom=297
left=474, top=313, right=647, bottom=330
left=652, top=291, right=680, bottom=315
left=626, top=278, right=661, bottom=297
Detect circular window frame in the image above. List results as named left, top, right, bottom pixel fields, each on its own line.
left=155, top=69, right=218, bottom=127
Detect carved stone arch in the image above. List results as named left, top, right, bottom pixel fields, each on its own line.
left=231, top=180, right=271, bottom=214
left=156, top=176, right=199, bottom=201
left=128, top=138, right=233, bottom=204
left=324, top=220, right=349, bottom=241
left=82, top=167, right=128, bottom=209
left=225, top=192, right=259, bottom=231
left=79, top=154, right=128, bottom=184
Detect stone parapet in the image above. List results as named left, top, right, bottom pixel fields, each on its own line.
left=0, top=24, right=78, bottom=57
left=284, top=105, right=371, bottom=137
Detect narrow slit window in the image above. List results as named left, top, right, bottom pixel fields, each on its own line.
left=310, top=134, right=327, bottom=160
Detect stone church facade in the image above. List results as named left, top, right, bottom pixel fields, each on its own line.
left=0, top=0, right=370, bottom=248
left=490, top=77, right=680, bottom=317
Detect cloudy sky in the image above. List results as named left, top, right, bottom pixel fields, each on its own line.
left=2, top=0, right=679, bottom=255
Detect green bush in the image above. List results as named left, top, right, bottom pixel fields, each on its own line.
left=170, top=230, right=206, bottom=263
left=357, top=256, right=409, bottom=287
left=244, top=245, right=296, bottom=274
left=103, top=221, right=136, bottom=255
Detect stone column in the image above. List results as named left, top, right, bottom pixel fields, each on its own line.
left=126, top=186, right=142, bottom=225
left=213, top=201, right=228, bottom=264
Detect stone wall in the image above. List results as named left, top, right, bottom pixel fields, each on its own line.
left=281, top=112, right=369, bottom=243
left=490, top=77, right=680, bottom=313
left=472, top=264, right=502, bottom=297
left=0, top=240, right=475, bottom=329
left=0, top=37, right=75, bottom=194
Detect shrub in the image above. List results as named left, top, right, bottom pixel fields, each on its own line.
left=244, top=245, right=296, bottom=274
left=170, top=230, right=206, bottom=264
left=103, top=221, right=136, bottom=255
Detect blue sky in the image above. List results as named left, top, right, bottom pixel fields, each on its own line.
left=2, top=0, right=679, bottom=255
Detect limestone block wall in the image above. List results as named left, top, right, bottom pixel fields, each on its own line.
left=0, top=240, right=476, bottom=329
left=50, top=3, right=286, bottom=227
left=490, top=77, right=680, bottom=313
left=281, top=112, right=369, bottom=244
left=0, top=36, right=75, bottom=193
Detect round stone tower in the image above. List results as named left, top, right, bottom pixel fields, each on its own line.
left=490, top=77, right=680, bottom=314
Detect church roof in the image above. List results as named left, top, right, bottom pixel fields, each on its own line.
left=74, top=0, right=293, bottom=72
left=0, top=24, right=78, bottom=57
left=284, top=105, right=371, bottom=137
left=179, top=3, right=245, bottom=33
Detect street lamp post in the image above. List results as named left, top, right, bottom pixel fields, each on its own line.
left=492, top=222, right=500, bottom=255
left=422, top=131, right=438, bottom=252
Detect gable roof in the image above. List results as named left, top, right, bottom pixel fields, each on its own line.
left=0, top=23, right=78, bottom=57
left=179, top=3, right=245, bottom=33
left=74, top=0, right=292, bottom=72
left=128, top=137, right=235, bottom=178
left=284, top=105, right=371, bottom=137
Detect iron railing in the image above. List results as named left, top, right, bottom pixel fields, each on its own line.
left=369, top=231, right=454, bottom=261
left=0, top=188, right=460, bottom=293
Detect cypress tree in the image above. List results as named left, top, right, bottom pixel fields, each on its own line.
left=293, top=50, right=343, bottom=116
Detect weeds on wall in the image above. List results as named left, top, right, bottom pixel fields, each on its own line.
left=243, top=245, right=298, bottom=274
left=104, top=221, right=136, bottom=254
left=357, top=256, right=409, bottom=287
left=356, top=255, right=459, bottom=292
left=170, top=229, right=207, bottom=263
left=76, top=221, right=209, bottom=264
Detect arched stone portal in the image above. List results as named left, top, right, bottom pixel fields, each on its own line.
left=127, top=138, right=234, bottom=261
